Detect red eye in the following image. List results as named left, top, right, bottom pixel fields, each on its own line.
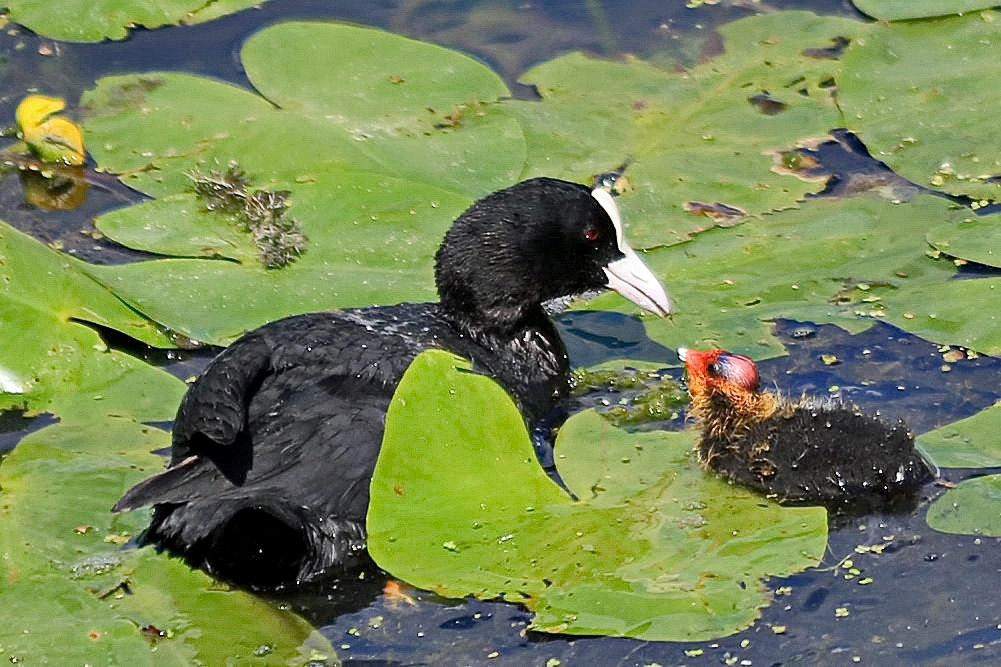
left=584, top=228, right=600, bottom=242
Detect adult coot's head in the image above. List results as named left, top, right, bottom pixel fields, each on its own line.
left=435, top=177, right=670, bottom=327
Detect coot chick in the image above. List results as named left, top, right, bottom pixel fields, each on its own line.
left=114, top=178, right=670, bottom=587
left=678, top=347, right=936, bottom=509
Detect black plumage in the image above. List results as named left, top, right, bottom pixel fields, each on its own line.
left=114, top=178, right=670, bottom=587
left=679, top=347, right=937, bottom=509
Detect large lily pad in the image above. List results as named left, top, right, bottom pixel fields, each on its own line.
left=875, top=276, right=1001, bottom=355
left=5, top=0, right=266, bottom=42
left=598, top=195, right=964, bottom=359
left=852, top=0, right=998, bottom=21
left=839, top=10, right=1001, bottom=201
left=916, top=404, right=1001, bottom=468
left=0, top=420, right=329, bottom=664
left=509, top=11, right=869, bottom=249
left=368, top=350, right=827, bottom=642
left=927, top=474, right=1001, bottom=537
left=926, top=213, right=1001, bottom=269
left=81, top=22, right=524, bottom=344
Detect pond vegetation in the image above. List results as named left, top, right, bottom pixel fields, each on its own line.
left=2, top=0, right=1001, bottom=663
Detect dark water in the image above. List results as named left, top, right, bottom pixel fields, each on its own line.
left=3, top=0, right=1001, bottom=664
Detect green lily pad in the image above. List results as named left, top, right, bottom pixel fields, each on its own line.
left=0, top=420, right=329, bottom=664
left=509, top=11, right=868, bottom=249
left=80, top=22, right=525, bottom=344
left=94, top=193, right=261, bottom=264
left=927, top=474, right=1001, bottom=537
left=927, top=212, right=1001, bottom=269
left=83, top=25, right=520, bottom=199
left=5, top=0, right=266, bottom=42
left=852, top=0, right=998, bottom=21
left=839, top=11, right=1001, bottom=201
left=0, top=220, right=180, bottom=419
left=369, top=350, right=827, bottom=642
left=876, top=277, right=1001, bottom=355
left=917, top=404, right=1001, bottom=468
left=596, top=195, right=962, bottom=359
left=0, top=220, right=170, bottom=350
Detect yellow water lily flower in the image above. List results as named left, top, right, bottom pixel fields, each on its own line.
left=15, top=94, right=86, bottom=166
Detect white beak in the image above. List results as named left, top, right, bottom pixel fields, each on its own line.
left=592, top=187, right=671, bottom=317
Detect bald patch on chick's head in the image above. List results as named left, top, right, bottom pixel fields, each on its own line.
left=678, top=347, right=778, bottom=437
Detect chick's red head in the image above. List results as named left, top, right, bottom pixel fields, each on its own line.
left=678, top=347, right=772, bottom=431
left=678, top=347, right=759, bottom=395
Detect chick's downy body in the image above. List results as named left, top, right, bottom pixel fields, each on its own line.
left=679, top=347, right=936, bottom=508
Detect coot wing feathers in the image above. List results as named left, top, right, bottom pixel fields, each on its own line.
left=120, top=306, right=454, bottom=584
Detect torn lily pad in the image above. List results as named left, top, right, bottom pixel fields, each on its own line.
left=839, top=11, right=1001, bottom=201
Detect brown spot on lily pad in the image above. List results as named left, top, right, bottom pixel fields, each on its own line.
left=802, top=36, right=851, bottom=60
left=748, top=92, right=788, bottom=115
left=684, top=200, right=746, bottom=224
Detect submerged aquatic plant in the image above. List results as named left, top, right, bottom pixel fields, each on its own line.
left=187, top=161, right=307, bottom=268
left=572, top=366, right=688, bottom=426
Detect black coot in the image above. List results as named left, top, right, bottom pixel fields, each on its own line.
left=115, top=178, right=670, bottom=587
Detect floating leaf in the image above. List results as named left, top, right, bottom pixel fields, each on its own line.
left=852, top=0, right=998, bottom=21
left=82, top=173, right=464, bottom=345
left=926, top=474, right=1001, bottom=537
left=94, top=194, right=260, bottom=264
left=927, top=213, right=1001, bottom=269
left=0, top=220, right=174, bottom=417
left=5, top=0, right=268, bottom=42
left=0, top=420, right=327, bottom=664
left=876, top=277, right=1001, bottom=355
left=369, top=350, right=827, bottom=642
left=917, top=404, right=1001, bottom=468
left=508, top=11, right=868, bottom=248
left=839, top=11, right=1001, bottom=201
